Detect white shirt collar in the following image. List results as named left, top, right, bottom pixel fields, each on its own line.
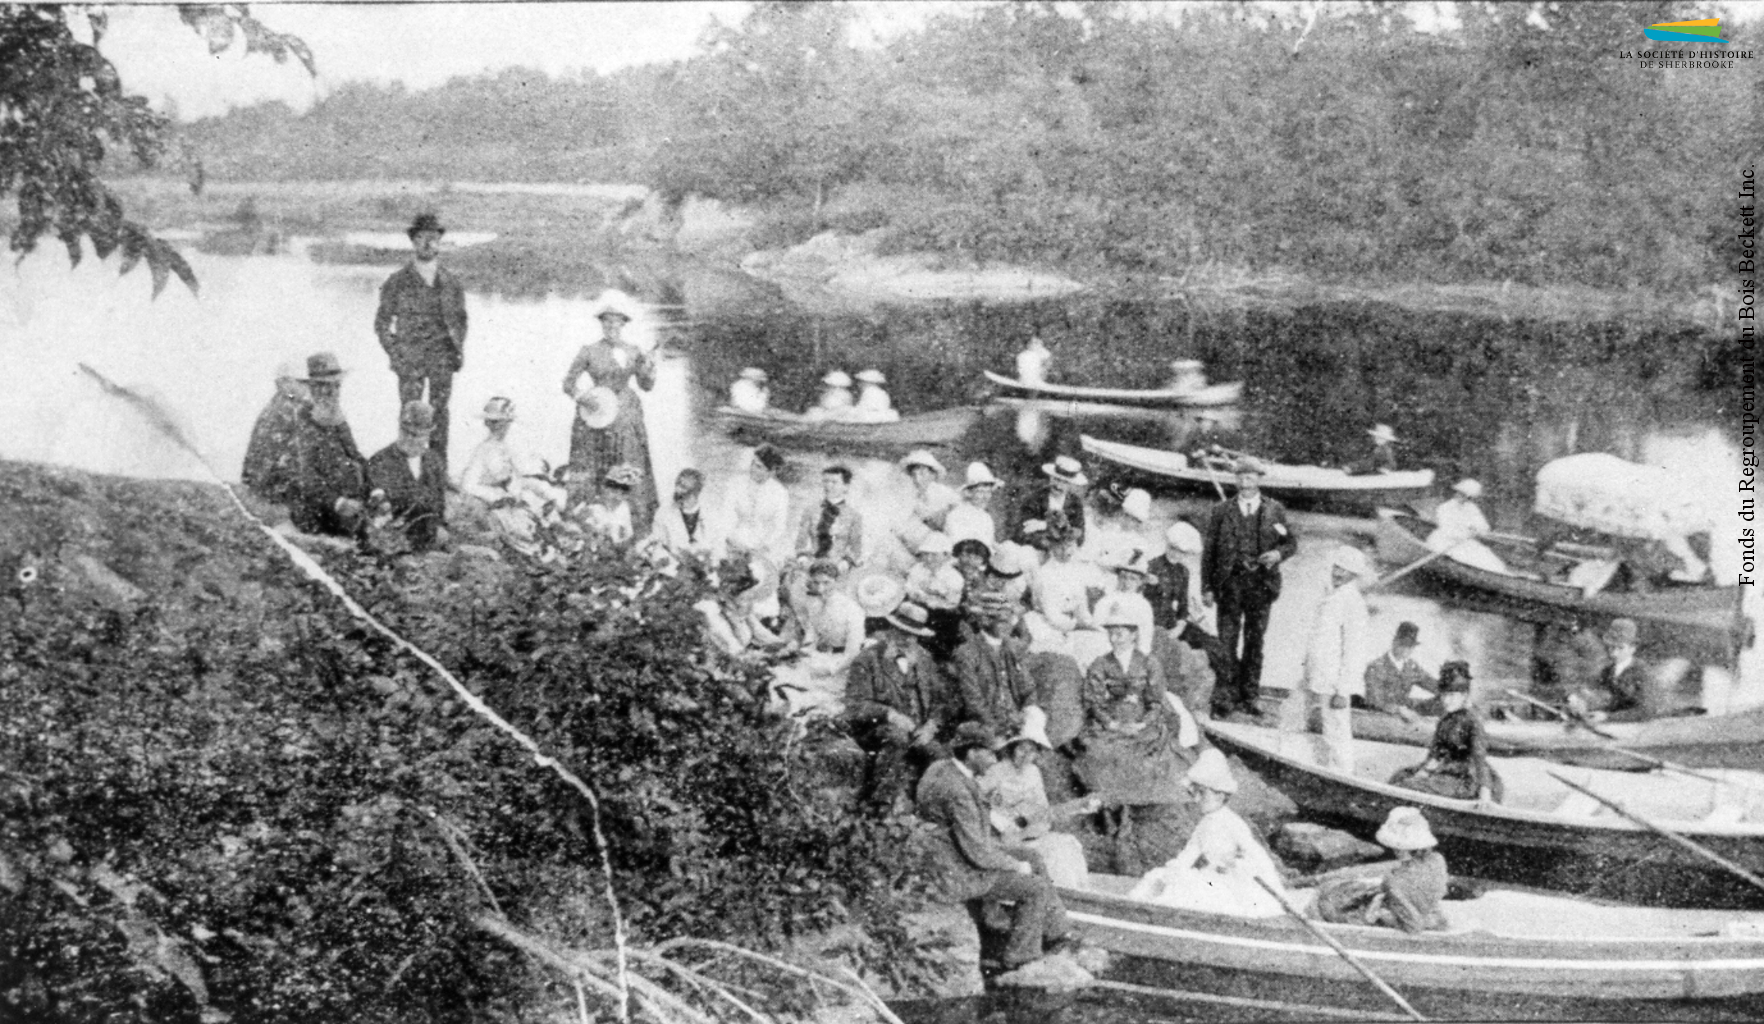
left=413, top=258, right=439, bottom=285
left=1238, top=497, right=1261, bottom=516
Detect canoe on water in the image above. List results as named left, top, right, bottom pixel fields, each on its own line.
left=983, top=370, right=1244, bottom=408
left=1203, top=719, right=1764, bottom=909
left=1080, top=435, right=1436, bottom=501
left=1373, top=509, right=1741, bottom=635
left=1063, top=872, right=1764, bottom=1014
left=710, top=405, right=980, bottom=451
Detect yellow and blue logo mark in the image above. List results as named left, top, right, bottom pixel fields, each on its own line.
left=1644, top=18, right=1729, bottom=44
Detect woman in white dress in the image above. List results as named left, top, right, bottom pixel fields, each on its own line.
left=1128, top=748, right=1288, bottom=917
left=894, top=449, right=959, bottom=557
left=979, top=708, right=1097, bottom=889
left=1430, top=478, right=1508, bottom=574
left=1026, top=529, right=1107, bottom=660
left=456, top=397, right=567, bottom=549
left=945, top=463, right=1001, bottom=546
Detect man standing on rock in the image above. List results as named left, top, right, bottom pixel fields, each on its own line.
left=289, top=352, right=370, bottom=540
left=1201, top=462, right=1298, bottom=720
left=375, top=212, right=467, bottom=468
left=366, top=402, right=448, bottom=552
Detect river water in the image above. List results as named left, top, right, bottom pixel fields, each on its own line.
left=0, top=230, right=1752, bottom=1020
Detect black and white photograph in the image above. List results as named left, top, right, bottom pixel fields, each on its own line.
left=2, top=1, right=1761, bottom=1021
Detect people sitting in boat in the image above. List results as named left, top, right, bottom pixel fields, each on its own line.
left=803, top=370, right=856, bottom=422
left=1527, top=618, right=1607, bottom=713
left=1389, top=662, right=1503, bottom=804
left=1166, top=359, right=1209, bottom=394
left=1428, top=479, right=1509, bottom=575
left=1182, top=412, right=1229, bottom=469
left=1313, top=807, right=1449, bottom=934
left=581, top=463, right=641, bottom=546
left=1016, top=335, right=1052, bottom=384
left=1346, top=423, right=1401, bottom=476
left=1567, top=618, right=1653, bottom=723
left=847, top=369, right=901, bottom=424
left=896, top=449, right=959, bottom=550
left=1018, top=456, right=1088, bottom=548
left=729, top=367, right=771, bottom=414
left=946, top=463, right=1001, bottom=546
left=1358, top=621, right=1439, bottom=722
left=980, top=707, right=1099, bottom=889
left=1127, top=749, right=1288, bottom=918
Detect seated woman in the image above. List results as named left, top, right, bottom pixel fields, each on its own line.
left=848, top=369, right=901, bottom=424
left=906, top=532, right=967, bottom=657
left=1429, top=480, right=1509, bottom=575
left=1025, top=529, right=1106, bottom=658
left=729, top=367, right=771, bottom=413
left=1128, top=748, right=1288, bottom=917
left=1314, top=807, right=1450, bottom=933
left=581, top=464, right=641, bottom=546
left=980, top=707, right=1099, bottom=889
left=802, top=370, right=856, bottom=422
left=456, top=397, right=567, bottom=549
left=1073, top=606, right=1191, bottom=810
left=1389, top=662, right=1504, bottom=804
left=697, top=557, right=788, bottom=661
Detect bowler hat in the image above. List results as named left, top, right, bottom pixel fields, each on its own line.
left=1439, top=661, right=1473, bottom=693
left=399, top=401, right=436, bottom=434
left=407, top=212, right=446, bottom=238
left=303, top=351, right=346, bottom=382
left=1394, top=621, right=1420, bottom=646
left=1376, top=807, right=1438, bottom=851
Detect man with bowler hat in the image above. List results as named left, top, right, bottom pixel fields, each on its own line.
left=366, top=401, right=449, bottom=552
left=375, top=212, right=468, bottom=467
left=1201, top=462, right=1298, bottom=719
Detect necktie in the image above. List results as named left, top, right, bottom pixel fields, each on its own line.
left=816, top=501, right=840, bottom=557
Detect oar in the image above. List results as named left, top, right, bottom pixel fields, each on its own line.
left=1253, top=877, right=1427, bottom=1021
left=1367, top=537, right=1470, bottom=591
left=1545, top=772, right=1764, bottom=897
left=1501, top=689, right=1737, bottom=786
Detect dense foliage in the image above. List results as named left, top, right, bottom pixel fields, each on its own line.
left=0, top=463, right=922, bottom=1022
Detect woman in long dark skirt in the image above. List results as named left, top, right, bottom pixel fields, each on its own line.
left=562, top=290, right=658, bottom=534
left=1389, top=661, right=1504, bottom=803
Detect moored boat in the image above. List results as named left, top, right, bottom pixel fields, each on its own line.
left=983, top=370, right=1243, bottom=408
left=1081, top=435, right=1435, bottom=503
left=1203, top=719, right=1764, bottom=909
left=1374, top=509, right=1741, bottom=634
left=1063, top=872, right=1764, bottom=1014
left=710, top=405, right=980, bottom=452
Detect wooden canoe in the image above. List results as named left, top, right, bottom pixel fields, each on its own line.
left=1081, top=435, right=1436, bottom=500
left=1347, top=705, right=1764, bottom=773
left=1203, top=719, right=1764, bottom=909
left=1374, top=509, right=1741, bottom=634
left=710, top=405, right=980, bottom=452
left=983, top=370, right=1243, bottom=408
left=1064, top=873, right=1764, bottom=1011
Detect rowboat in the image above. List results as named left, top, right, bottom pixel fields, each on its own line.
left=1374, top=509, right=1740, bottom=634
left=1080, top=435, right=1436, bottom=503
left=1203, top=719, right=1764, bottom=909
left=710, top=405, right=980, bottom=452
left=1063, top=873, right=1764, bottom=1015
left=983, top=370, right=1243, bottom=408
left=1346, top=705, right=1764, bottom=773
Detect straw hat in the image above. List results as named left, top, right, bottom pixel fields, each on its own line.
left=856, top=369, right=887, bottom=385
left=821, top=370, right=853, bottom=388
left=303, top=351, right=346, bottom=382
left=1120, top=488, right=1152, bottom=523
left=900, top=449, right=947, bottom=477
left=591, top=289, right=642, bottom=323
left=1165, top=521, right=1203, bottom=555
left=1184, top=748, right=1238, bottom=795
left=915, top=532, right=954, bottom=556
left=1330, top=545, right=1373, bottom=579
left=1170, top=358, right=1205, bottom=372
left=1376, top=807, right=1438, bottom=851
left=1099, top=602, right=1141, bottom=630
left=398, top=401, right=436, bottom=434
left=1107, top=549, right=1151, bottom=576
left=1602, top=618, right=1639, bottom=648
left=963, top=462, right=1001, bottom=490
left=1042, top=455, right=1088, bottom=487
left=481, top=397, right=516, bottom=422
left=854, top=571, right=906, bottom=616
left=574, top=383, right=619, bottom=429
left=1438, top=661, right=1473, bottom=693
left=1367, top=424, right=1400, bottom=445
left=987, top=546, right=1024, bottom=578
left=1452, top=478, right=1483, bottom=499
left=738, top=367, right=769, bottom=383
left=886, top=601, right=935, bottom=637
left=995, top=706, right=1052, bottom=752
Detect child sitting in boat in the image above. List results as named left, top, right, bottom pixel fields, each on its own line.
left=848, top=369, right=901, bottom=423
left=1388, top=662, right=1504, bottom=804
left=803, top=370, right=856, bottom=422
left=729, top=368, right=771, bottom=414
left=1127, top=749, right=1289, bottom=918
left=1313, top=807, right=1450, bottom=934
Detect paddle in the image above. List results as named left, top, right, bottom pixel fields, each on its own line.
left=1545, top=772, right=1764, bottom=898
left=1366, top=537, right=1472, bottom=591
left=1502, top=689, right=1738, bottom=787
left=1253, top=876, right=1428, bottom=1022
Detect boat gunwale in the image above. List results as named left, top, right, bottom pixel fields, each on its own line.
left=984, top=370, right=1243, bottom=406
left=1081, top=435, right=1437, bottom=492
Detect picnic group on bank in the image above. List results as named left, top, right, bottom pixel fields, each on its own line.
left=234, top=214, right=1764, bottom=1012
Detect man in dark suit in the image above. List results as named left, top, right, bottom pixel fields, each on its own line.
left=916, top=722, right=1070, bottom=970
left=1201, top=464, right=1298, bottom=718
left=845, top=602, right=955, bottom=813
left=1569, top=618, right=1653, bottom=723
left=948, top=604, right=1037, bottom=736
left=375, top=212, right=468, bottom=468
left=1015, top=455, right=1087, bottom=549
left=366, top=401, right=448, bottom=552
left=1359, top=621, right=1439, bottom=719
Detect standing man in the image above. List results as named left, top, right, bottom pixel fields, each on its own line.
left=1201, top=462, right=1298, bottom=720
left=1301, top=546, right=1371, bottom=771
left=365, top=401, right=448, bottom=552
left=375, top=212, right=468, bottom=468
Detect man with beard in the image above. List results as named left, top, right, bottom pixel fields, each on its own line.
left=366, top=401, right=449, bottom=552
left=289, top=352, right=370, bottom=540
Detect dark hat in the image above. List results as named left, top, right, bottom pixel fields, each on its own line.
left=398, top=401, right=436, bottom=433
left=1394, top=621, right=1420, bottom=646
left=407, top=212, right=446, bottom=238
left=753, top=444, right=786, bottom=473
left=950, top=721, right=998, bottom=755
left=952, top=538, right=992, bottom=561
left=807, top=557, right=842, bottom=579
left=1439, top=661, right=1473, bottom=693
left=304, top=351, right=345, bottom=382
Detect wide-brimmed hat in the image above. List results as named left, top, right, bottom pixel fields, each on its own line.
left=1184, top=748, right=1238, bottom=795
left=856, top=369, right=887, bottom=385
left=854, top=571, right=906, bottom=616
left=915, top=532, right=954, bottom=556
left=995, top=706, right=1052, bottom=753
left=407, top=212, right=446, bottom=238
left=481, top=397, right=516, bottom=422
left=1042, top=455, right=1088, bottom=487
left=738, top=367, right=769, bottom=383
left=1376, top=806, right=1438, bottom=851
left=574, top=383, right=619, bottom=429
left=1393, top=621, right=1420, bottom=646
left=398, top=401, right=436, bottom=434
left=1331, top=545, right=1373, bottom=579
left=886, top=601, right=935, bottom=637
left=1120, top=488, right=1152, bottom=523
left=1439, top=660, right=1473, bottom=693
left=1602, top=617, right=1639, bottom=648
left=603, top=464, right=642, bottom=489
left=963, top=462, right=1000, bottom=490
left=987, top=546, right=1024, bottom=578
left=591, top=289, right=642, bottom=323
left=1452, top=478, right=1483, bottom=499
left=1233, top=458, right=1268, bottom=478
left=821, top=370, right=853, bottom=388
left=1165, top=521, right=1203, bottom=555
left=303, top=351, right=346, bottom=382
left=900, top=449, right=947, bottom=477
left=1099, top=601, right=1141, bottom=630
left=1106, top=549, right=1151, bottom=576
left=1368, top=424, right=1400, bottom=445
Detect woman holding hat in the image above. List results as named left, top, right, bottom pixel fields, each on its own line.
left=1315, top=807, right=1450, bottom=933
left=946, top=463, right=1002, bottom=546
left=804, top=370, right=856, bottom=422
left=1025, top=529, right=1106, bottom=658
left=981, top=708, right=1099, bottom=888
left=563, top=289, right=658, bottom=535
left=895, top=450, right=959, bottom=553
left=1128, top=748, right=1288, bottom=917
left=1389, top=661, right=1503, bottom=804
left=1429, top=479, right=1507, bottom=575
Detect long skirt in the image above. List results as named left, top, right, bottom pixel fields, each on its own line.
left=568, top=389, right=657, bottom=535
left=1389, top=762, right=1505, bottom=802
left=1074, top=719, right=1191, bottom=806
